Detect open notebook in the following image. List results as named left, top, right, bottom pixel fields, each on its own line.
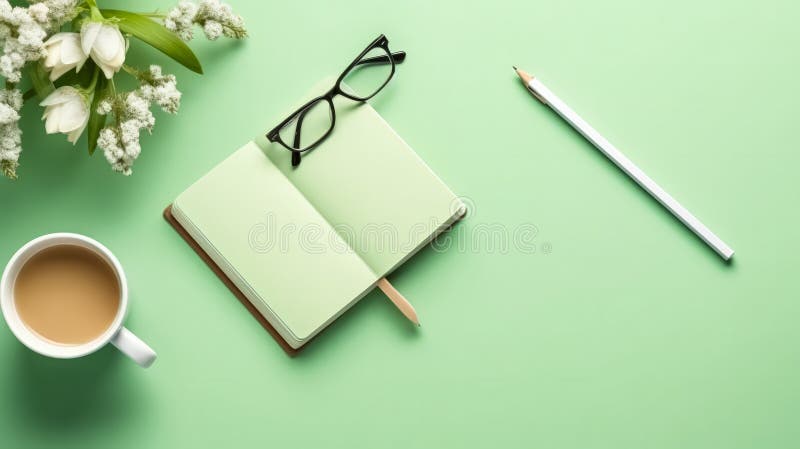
left=168, top=79, right=465, bottom=350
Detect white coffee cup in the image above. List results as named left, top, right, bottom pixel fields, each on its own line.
left=0, top=233, right=156, bottom=368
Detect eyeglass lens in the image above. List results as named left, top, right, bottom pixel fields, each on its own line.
left=341, top=47, right=394, bottom=100
left=277, top=99, right=334, bottom=151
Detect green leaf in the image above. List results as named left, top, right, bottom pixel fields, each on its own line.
left=28, top=62, right=55, bottom=101
left=100, top=9, right=203, bottom=74
left=87, top=76, right=109, bottom=155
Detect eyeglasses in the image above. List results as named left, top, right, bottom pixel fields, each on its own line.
left=266, top=34, right=406, bottom=167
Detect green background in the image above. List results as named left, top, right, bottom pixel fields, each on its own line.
left=1, top=0, right=797, bottom=447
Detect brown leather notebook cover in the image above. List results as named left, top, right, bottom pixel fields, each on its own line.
left=163, top=204, right=300, bottom=355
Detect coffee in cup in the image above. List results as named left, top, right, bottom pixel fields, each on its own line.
left=1, top=233, right=156, bottom=367
left=14, top=244, right=121, bottom=345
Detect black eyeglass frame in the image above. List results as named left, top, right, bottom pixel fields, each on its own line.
left=265, top=34, right=406, bottom=167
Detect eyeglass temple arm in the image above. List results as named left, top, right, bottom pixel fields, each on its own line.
left=291, top=107, right=310, bottom=166
left=355, top=51, right=406, bottom=66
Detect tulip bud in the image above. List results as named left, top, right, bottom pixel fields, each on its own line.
left=81, top=22, right=126, bottom=79
left=40, top=87, right=90, bottom=144
left=43, top=33, right=89, bottom=81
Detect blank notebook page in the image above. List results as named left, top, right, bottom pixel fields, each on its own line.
left=173, top=142, right=376, bottom=344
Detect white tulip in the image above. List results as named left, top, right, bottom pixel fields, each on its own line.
left=40, top=87, right=90, bottom=144
left=81, top=22, right=126, bottom=79
left=42, top=33, right=89, bottom=81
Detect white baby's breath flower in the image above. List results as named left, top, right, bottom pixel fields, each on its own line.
left=0, top=5, right=48, bottom=83
left=197, top=0, right=246, bottom=38
left=0, top=102, right=18, bottom=125
left=164, top=0, right=246, bottom=41
left=119, top=120, right=142, bottom=157
left=36, top=0, right=80, bottom=30
left=202, top=20, right=222, bottom=40
left=164, top=1, right=198, bottom=41
left=100, top=119, right=143, bottom=176
left=94, top=63, right=184, bottom=175
left=1, top=86, right=22, bottom=111
left=99, top=121, right=141, bottom=176
left=0, top=23, right=11, bottom=40
left=98, top=127, right=130, bottom=175
left=96, top=98, right=113, bottom=115
left=28, top=3, right=49, bottom=23
left=0, top=88, right=23, bottom=179
left=152, top=83, right=181, bottom=114
left=95, top=91, right=157, bottom=175
left=17, top=22, right=47, bottom=47
left=137, top=65, right=181, bottom=114
left=124, top=92, right=155, bottom=131
left=96, top=127, right=117, bottom=150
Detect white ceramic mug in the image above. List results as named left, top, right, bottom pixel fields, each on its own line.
left=0, top=233, right=156, bottom=368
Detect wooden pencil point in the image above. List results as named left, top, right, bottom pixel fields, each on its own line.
left=376, top=277, right=420, bottom=326
left=514, top=67, right=533, bottom=84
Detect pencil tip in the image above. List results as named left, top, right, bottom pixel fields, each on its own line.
left=512, top=65, right=517, bottom=71
left=514, top=67, right=533, bottom=84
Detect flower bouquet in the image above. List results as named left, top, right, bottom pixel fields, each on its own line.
left=0, top=0, right=246, bottom=179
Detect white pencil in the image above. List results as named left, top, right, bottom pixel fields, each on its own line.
left=514, top=67, right=734, bottom=260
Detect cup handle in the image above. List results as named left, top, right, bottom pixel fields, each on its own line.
left=110, top=327, right=157, bottom=368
